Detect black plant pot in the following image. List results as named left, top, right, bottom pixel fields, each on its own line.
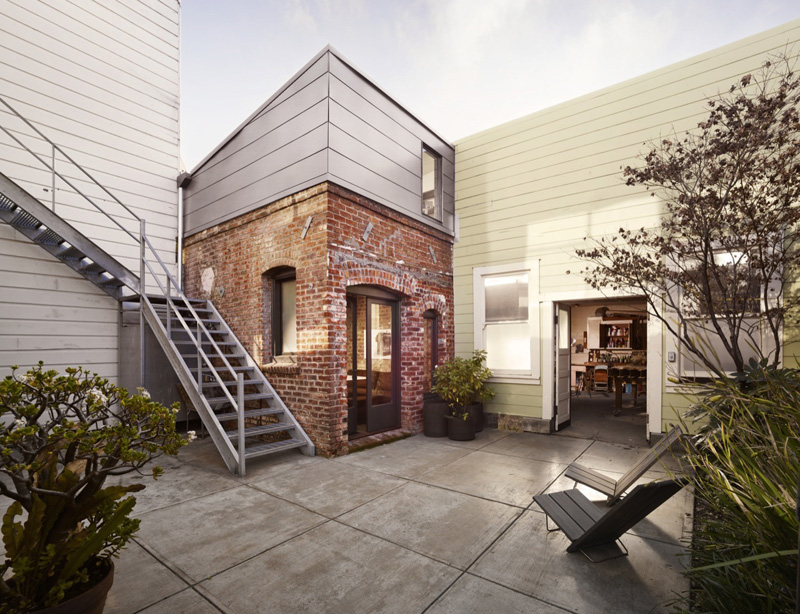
left=35, top=559, right=114, bottom=614
left=468, top=402, right=484, bottom=433
left=423, top=396, right=450, bottom=437
left=446, top=414, right=475, bottom=441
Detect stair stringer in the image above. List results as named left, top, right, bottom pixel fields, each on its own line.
left=0, top=172, right=139, bottom=297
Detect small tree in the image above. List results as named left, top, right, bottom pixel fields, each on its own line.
left=574, top=54, right=800, bottom=377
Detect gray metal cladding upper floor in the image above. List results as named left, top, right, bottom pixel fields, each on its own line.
left=180, top=46, right=455, bottom=238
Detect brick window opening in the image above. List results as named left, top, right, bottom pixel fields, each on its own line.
left=264, top=266, right=297, bottom=360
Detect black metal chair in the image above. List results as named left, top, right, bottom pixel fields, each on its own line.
left=564, top=425, right=682, bottom=505
left=533, top=477, right=689, bottom=562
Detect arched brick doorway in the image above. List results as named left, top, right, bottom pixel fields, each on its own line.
left=346, top=285, right=400, bottom=437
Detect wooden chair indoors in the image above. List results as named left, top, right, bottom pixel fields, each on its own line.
left=593, top=365, right=609, bottom=393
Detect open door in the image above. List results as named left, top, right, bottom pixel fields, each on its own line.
left=554, top=303, right=571, bottom=430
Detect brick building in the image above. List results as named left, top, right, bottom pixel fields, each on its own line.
left=181, top=47, right=455, bottom=456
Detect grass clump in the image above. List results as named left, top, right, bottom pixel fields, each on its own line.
left=678, top=362, right=799, bottom=613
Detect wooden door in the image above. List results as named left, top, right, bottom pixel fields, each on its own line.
left=555, top=303, right=571, bottom=429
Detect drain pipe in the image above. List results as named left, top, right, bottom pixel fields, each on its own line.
left=176, top=172, right=192, bottom=292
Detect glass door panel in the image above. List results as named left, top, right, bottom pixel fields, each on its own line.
left=367, top=299, right=396, bottom=432
left=346, top=291, right=399, bottom=436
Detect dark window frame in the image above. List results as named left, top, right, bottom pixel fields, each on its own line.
left=421, top=145, right=442, bottom=221
left=272, top=268, right=297, bottom=357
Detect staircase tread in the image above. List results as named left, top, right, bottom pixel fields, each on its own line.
left=216, top=407, right=282, bottom=421
left=173, top=339, right=237, bottom=345
left=188, top=365, right=253, bottom=372
left=206, top=391, right=273, bottom=404
left=225, top=423, right=293, bottom=439
left=201, top=379, right=261, bottom=387
left=244, top=438, right=307, bottom=458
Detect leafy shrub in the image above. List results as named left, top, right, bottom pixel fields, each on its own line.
left=431, top=350, right=494, bottom=419
left=0, top=363, right=188, bottom=612
left=678, top=362, right=799, bottom=613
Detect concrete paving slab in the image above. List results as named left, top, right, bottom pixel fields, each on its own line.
left=481, top=431, right=593, bottom=464
left=109, top=460, right=238, bottom=515
left=105, top=540, right=188, bottom=614
left=426, top=427, right=512, bottom=450
left=426, top=573, right=570, bottom=614
left=199, top=521, right=461, bottom=614
left=178, top=436, right=323, bottom=481
left=573, top=439, right=681, bottom=475
left=335, top=436, right=472, bottom=479
left=338, top=482, right=521, bottom=569
left=250, top=458, right=406, bottom=517
left=471, top=510, right=689, bottom=614
left=418, top=450, right=566, bottom=507
left=138, top=588, right=222, bottom=613
left=134, top=486, right=326, bottom=581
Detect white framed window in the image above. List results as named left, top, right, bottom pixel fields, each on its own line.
left=473, top=262, right=540, bottom=381
left=665, top=249, right=780, bottom=381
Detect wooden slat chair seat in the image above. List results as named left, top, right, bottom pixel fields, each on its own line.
left=533, top=477, right=689, bottom=562
left=564, top=425, right=682, bottom=505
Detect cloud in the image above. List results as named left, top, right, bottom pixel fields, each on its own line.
left=284, top=0, right=318, bottom=31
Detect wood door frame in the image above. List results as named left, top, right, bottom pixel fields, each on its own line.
left=541, top=296, right=661, bottom=439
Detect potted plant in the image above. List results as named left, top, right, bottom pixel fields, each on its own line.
left=465, top=350, right=495, bottom=432
left=431, top=350, right=494, bottom=441
left=422, top=391, right=450, bottom=438
left=0, top=363, right=189, bottom=613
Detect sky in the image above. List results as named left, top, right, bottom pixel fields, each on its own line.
left=180, top=0, right=800, bottom=171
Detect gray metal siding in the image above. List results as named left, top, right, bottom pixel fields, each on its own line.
left=184, top=49, right=455, bottom=237
left=328, top=54, right=454, bottom=232
left=184, top=56, right=330, bottom=236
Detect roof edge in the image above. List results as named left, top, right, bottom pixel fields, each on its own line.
left=325, top=45, right=454, bottom=149
left=188, top=44, right=454, bottom=176
left=188, top=45, right=335, bottom=175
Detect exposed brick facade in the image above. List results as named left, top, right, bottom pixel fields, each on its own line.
left=183, top=182, right=454, bottom=456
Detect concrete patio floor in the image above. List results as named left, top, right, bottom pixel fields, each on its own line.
left=105, top=428, right=693, bottom=614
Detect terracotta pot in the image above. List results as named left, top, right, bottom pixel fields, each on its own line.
left=445, top=414, right=475, bottom=441
left=423, top=396, right=450, bottom=437
left=35, top=560, right=114, bottom=614
left=468, top=402, right=484, bottom=433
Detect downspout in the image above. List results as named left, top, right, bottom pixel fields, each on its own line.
left=176, top=172, right=192, bottom=291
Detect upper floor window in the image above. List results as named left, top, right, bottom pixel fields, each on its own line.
left=421, top=146, right=441, bottom=220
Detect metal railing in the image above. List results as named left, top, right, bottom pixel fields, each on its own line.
left=0, top=95, right=248, bottom=471
left=0, top=96, right=141, bottom=242
left=139, top=221, right=247, bottom=470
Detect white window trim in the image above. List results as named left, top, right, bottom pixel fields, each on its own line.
left=664, top=249, right=781, bottom=384
left=665, top=315, right=779, bottom=386
left=473, top=261, right=540, bottom=383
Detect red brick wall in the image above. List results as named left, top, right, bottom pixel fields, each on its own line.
left=183, top=182, right=454, bottom=456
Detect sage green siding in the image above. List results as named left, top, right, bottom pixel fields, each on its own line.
left=454, top=20, right=800, bottom=425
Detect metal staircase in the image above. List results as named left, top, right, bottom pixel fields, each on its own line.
left=0, top=96, right=314, bottom=476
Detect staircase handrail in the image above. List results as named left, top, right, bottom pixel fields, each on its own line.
left=140, top=228, right=239, bottom=384
left=0, top=96, right=140, bottom=243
